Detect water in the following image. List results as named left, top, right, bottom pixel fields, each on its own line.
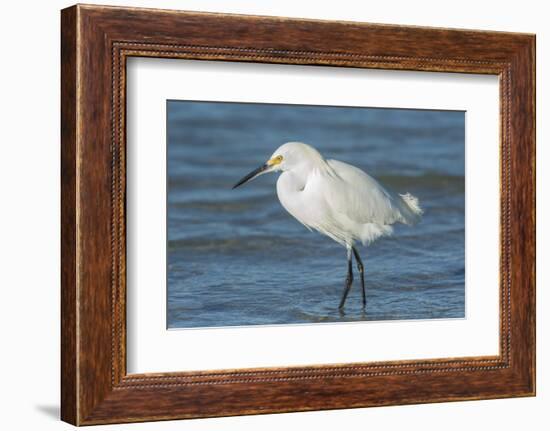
left=167, top=101, right=465, bottom=329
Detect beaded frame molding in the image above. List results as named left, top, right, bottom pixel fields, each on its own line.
left=61, top=4, right=535, bottom=425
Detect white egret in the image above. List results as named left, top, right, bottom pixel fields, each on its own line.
left=233, top=142, right=423, bottom=310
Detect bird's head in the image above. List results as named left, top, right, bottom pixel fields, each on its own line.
left=232, top=142, right=323, bottom=189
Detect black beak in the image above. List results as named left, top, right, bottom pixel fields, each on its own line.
left=232, top=163, right=269, bottom=189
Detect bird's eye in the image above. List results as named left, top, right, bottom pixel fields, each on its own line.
left=267, top=154, right=284, bottom=167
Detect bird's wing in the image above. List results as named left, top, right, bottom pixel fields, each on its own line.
left=320, top=159, right=406, bottom=225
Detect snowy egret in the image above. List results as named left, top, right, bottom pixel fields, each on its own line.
left=233, top=142, right=423, bottom=310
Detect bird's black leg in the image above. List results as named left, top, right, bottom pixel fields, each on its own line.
left=338, top=248, right=354, bottom=310
left=352, top=247, right=366, bottom=308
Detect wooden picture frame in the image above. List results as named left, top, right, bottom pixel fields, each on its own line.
left=61, top=4, right=535, bottom=425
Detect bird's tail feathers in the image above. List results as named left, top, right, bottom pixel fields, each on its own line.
left=398, top=193, right=423, bottom=225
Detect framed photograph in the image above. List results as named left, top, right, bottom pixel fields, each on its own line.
left=61, top=4, right=535, bottom=425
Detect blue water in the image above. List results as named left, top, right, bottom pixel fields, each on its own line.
left=167, top=101, right=465, bottom=329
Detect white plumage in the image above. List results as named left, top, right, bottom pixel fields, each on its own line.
left=233, top=141, right=423, bottom=309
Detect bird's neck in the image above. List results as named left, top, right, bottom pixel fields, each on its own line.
left=284, top=157, right=335, bottom=189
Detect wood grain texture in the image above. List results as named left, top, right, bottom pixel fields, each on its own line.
left=60, top=5, right=78, bottom=425
left=60, top=4, right=536, bottom=425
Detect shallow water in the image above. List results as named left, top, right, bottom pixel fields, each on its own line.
left=166, top=101, right=465, bottom=329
